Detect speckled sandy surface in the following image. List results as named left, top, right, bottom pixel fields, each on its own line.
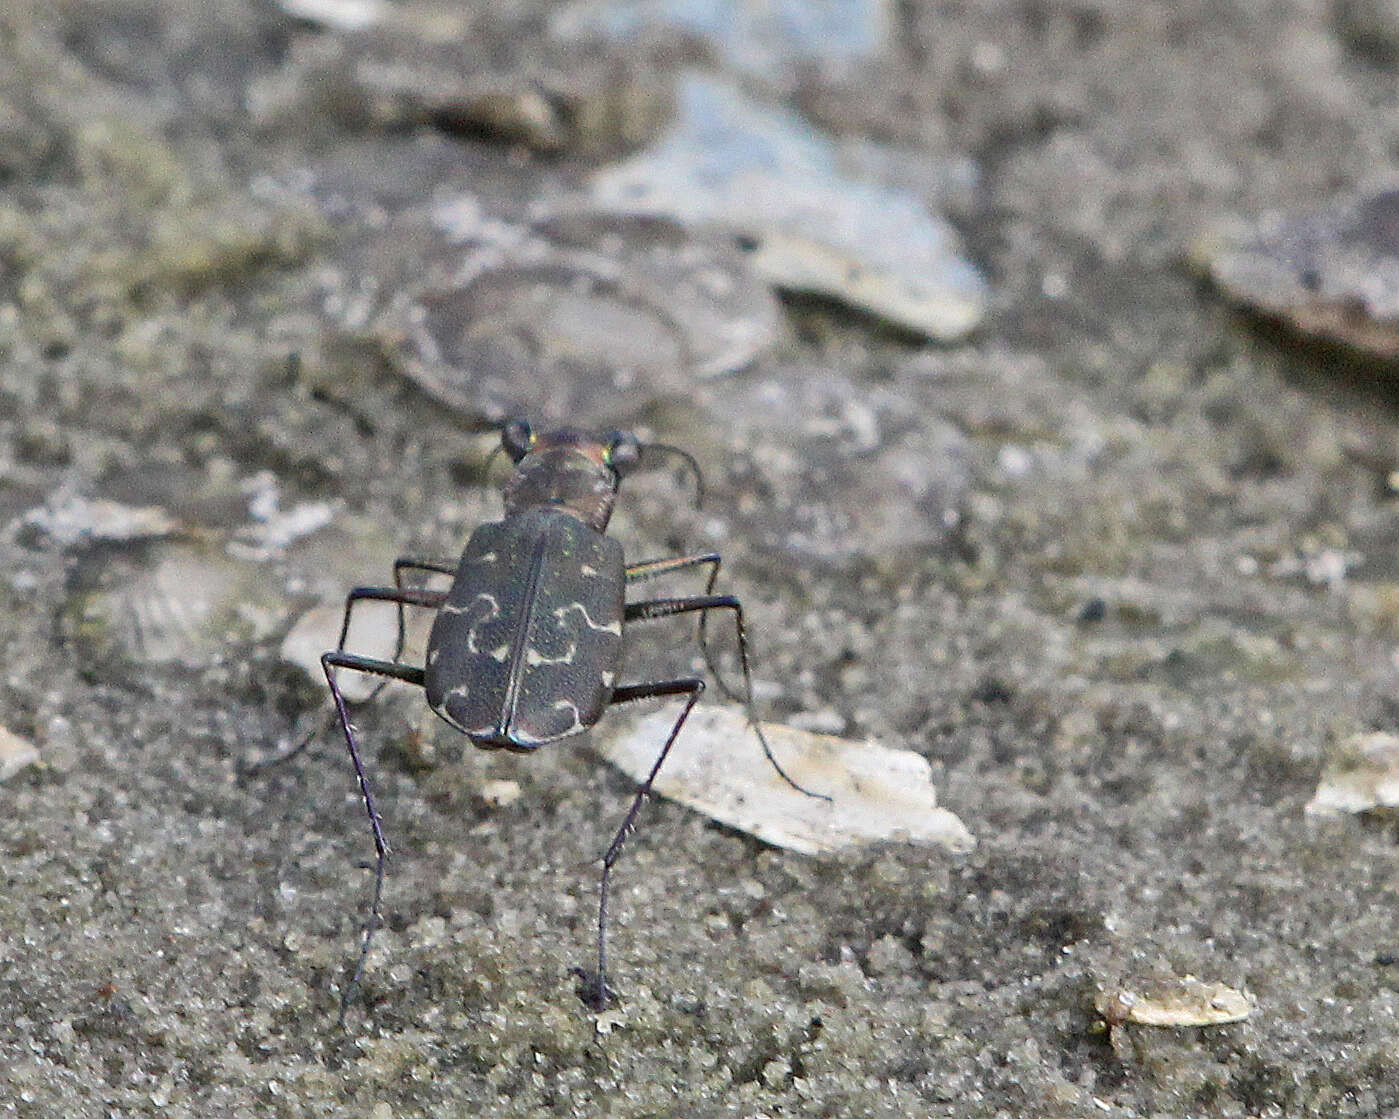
left=7, top=2, right=1399, bottom=1116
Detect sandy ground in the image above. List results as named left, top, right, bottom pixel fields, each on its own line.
left=6, top=1, right=1399, bottom=1116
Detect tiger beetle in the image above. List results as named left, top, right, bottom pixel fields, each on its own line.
left=305, top=420, right=826, bottom=1024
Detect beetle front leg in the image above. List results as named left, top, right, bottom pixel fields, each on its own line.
left=624, top=595, right=831, bottom=803
left=340, top=558, right=459, bottom=694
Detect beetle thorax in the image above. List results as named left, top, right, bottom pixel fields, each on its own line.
left=503, top=445, right=619, bottom=531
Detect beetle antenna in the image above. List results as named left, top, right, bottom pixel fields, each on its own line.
left=642, top=443, right=705, bottom=510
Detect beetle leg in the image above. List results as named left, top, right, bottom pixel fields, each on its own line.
left=392, top=556, right=458, bottom=578
left=625, top=595, right=831, bottom=803
left=336, top=583, right=449, bottom=689
left=321, top=649, right=427, bottom=1027
left=580, top=677, right=706, bottom=1010
left=245, top=584, right=447, bottom=776
left=336, top=561, right=455, bottom=710
left=624, top=552, right=737, bottom=701
left=624, top=553, right=720, bottom=582
left=389, top=556, right=458, bottom=662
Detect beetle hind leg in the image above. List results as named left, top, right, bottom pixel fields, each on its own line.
left=321, top=650, right=427, bottom=1027
left=580, top=677, right=706, bottom=1010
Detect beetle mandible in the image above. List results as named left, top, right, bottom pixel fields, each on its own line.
left=314, top=420, right=824, bottom=1023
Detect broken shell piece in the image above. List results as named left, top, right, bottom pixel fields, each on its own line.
left=1196, top=190, right=1399, bottom=361
left=478, top=778, right=522, bottom=808
left=1096, top=975, right=1252, bottom=1028
left=1305, top=731, right=1399, bottom=816
left=595, top=705, right=974, bottom=855
left=278, top=0, right=387, bottom=31
left=64, top=544, right=281, bottom=668
left=0, top=726, right=39, bottom=782
left=320, top=205, right=782, bottom=427
left=232, top=472, right=337, bottom=559
left=20, top=495, right=182, bottom=547
left=591, top=73, right=986, bottom=341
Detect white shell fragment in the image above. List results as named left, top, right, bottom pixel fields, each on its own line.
left=67, top=545, right=282, bottom=667
left=19, top=495, right=181, bottom=547
left=595, top=705, right=975, bottom=856
left=1305, top=731, right=1399, bottom=816
left=1196, top=190, right=1399, bottom=361
left=232, top=472, right=337, bottom=559
left=0, top=726, right=40, bottom=783
left=591, top=73, right=986, bottom=341
left=553, top=0, right=891, bottom=81
left=1096, top=976, right=1253, bottom=1028
left=479, top=779, right=523, bottom=808
left=278, top=0, right=388, bottom=31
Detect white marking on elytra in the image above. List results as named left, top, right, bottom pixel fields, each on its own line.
left=580, top=563, right=599, bottom=577
left=489, top=644, right=511, bottom=662
left=512, top=699, right=590, bottom=745
left=600, top=670, right=616, bottom=687
left=459, top=593, right=501, bottom=653
left=437, top=685, right=497, bottom=739
left=550, top=699, right=585, bottom=734
left=439, top=589, right=500, bottom=633
left=553, top=602, right=622, bottom=635
left=525, top=642, right=577, bottom=667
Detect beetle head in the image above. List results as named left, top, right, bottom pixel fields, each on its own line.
left=500, top=422, right=642, bottom=531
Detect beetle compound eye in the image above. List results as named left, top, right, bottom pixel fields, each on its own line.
left=501, top=419, right=533, bottom=462
left=607, top=433, right=642, bottom=475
